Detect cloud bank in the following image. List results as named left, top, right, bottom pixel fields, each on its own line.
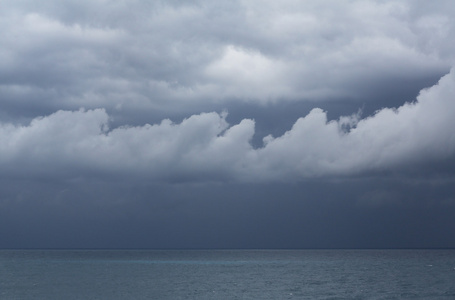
left=2, top=0, right=455, bottom=250
left=2, top=69, right=454, bottom=182
left=1, top=0, right=454, bottom=120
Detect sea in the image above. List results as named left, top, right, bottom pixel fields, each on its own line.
left=1, top=249, right=454, bottom=299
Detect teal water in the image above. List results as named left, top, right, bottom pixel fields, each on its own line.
left=1, top=249, right=455, bottom=299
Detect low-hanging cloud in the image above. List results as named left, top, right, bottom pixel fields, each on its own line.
left=2, top=68, right=455, bottom=182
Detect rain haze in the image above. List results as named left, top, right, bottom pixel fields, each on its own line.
left=1, top=0, right=455, bottom=249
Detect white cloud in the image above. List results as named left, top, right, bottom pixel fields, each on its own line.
left=255, top=68, right=455, bottom=179
left=204, top=45, right=290, bottom=101
left=1, top=68, right=454, bottom=181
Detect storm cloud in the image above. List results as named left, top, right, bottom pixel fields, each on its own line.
left=1, top=0, right=455, bottom=249
left=1, top=0, right=453, bottom=117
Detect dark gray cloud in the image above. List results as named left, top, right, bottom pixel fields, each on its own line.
left=1, top=0, right=455, bottom=249
left=1, top=178, right=454, bottom=249
left=1, top=0, right=453, bottom=121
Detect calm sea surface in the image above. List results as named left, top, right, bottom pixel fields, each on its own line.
left=1, top=249, right=455, bottom=299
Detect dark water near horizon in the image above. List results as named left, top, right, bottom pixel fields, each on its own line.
left=1, top=249, right=455, bottom=299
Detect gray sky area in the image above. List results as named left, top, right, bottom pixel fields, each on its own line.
left=1, top=0, right=455, bottom=249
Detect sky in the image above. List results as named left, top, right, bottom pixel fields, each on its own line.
left=1, top=0, right=455, bottom=249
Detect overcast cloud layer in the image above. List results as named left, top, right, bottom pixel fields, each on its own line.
left=1, top=0, right=454, bottom=114
left=2, top=0, right=455, bottom=249
left=1, top=0, right=455, bottom=182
